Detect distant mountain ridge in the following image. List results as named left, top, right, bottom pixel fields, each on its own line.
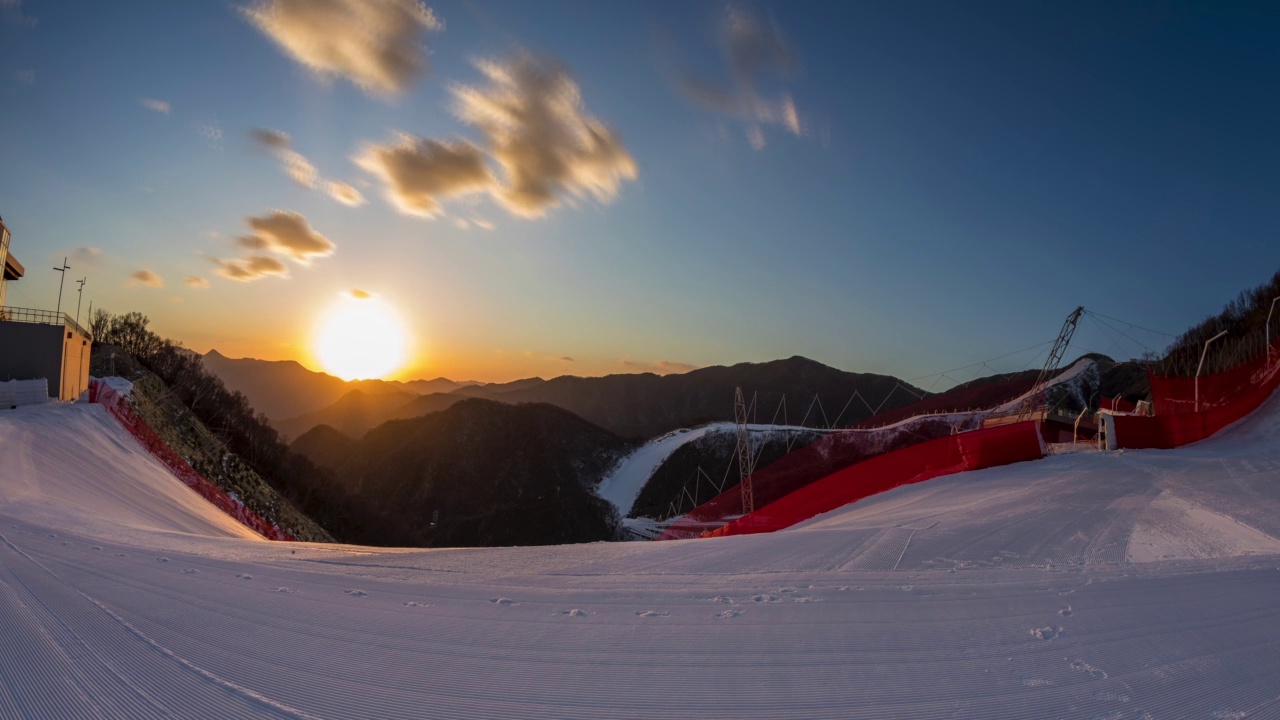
left=270, top=356, right=927, bottom=442
left=292, top=398, right=632, bottom=547
left=199, top=350, right=480, bottom=421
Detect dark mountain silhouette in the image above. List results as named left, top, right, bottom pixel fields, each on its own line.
left=452, top=356, right=924, bottom=439
left=276, top=356, right=926, bottom=442
left=292, top=398, right=633, bottom=547
left=199, top=350, right=479, bottom=421
left=275, top=389, right=418, bottom=442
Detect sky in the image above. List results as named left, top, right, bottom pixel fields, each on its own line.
left=1, top=0, right=1277, bottom=384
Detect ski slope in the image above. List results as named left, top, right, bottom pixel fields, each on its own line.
left=3, top=392, right=1280, bottom=718
left=596, top=422, right=830, bottom=514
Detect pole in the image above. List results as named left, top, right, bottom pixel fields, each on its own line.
left=75, top=277, right=86, bottom=325
left=1267, top=297, right=1279, bottom=366
left=1195, top=330, right=1228, bottom=412
left=53, top=257, right=70, bottom=317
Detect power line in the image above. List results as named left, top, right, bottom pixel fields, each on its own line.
left=1085, top=310, right=1177, bottom=339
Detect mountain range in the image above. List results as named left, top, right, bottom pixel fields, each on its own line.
left=202, top=352, right=930, bottom=442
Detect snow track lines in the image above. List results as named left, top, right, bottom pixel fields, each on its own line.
left=89, top=379, right=294, bottom=542
left=696, top=421, right=1044, bottom=538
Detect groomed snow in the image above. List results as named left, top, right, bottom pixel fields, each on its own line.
left=3, top=390, right=1280, bottom=718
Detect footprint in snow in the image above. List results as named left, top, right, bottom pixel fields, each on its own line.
left=490, top=597, right=519, bottom=606
left=112, top=553, right=127, bottom=558
left=694, top=595, right=736, bottom=604
left=634, top=610, right=670, bottom=618
left=344, top=589, right=368, bottom=597
left=556, top=609, right=594, bottom=617
left=236, top=573, right=252, bottom=580
left=1030, top=626, right=1063, bottom=641
left=274, top=587, right=298, bottom=594
left=60, top=541, right=71, bottom=546
left=837, top=586, right=850, bottom=592
left=751, top=594, right=781, bottom=604
left=1069, top=659, right=1107, bottom=679
left=90, top=546, right=102, bottom=551
left=778, top=587, right=798, bottom=594
left=47, top=534, right=57, bottom=538
left=716, top=609, right=745, bottom=619
left=1059, top=606, right=1073, bottom=617
left=156, top=557, right=169, bottom=563
left=403, top=601, right=432, bottom=608
left=791, top=596, right=821, bottom=603
left=182, top=568, right=200, bottom=574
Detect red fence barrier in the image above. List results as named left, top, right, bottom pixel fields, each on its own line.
left=688, top=421, right=1043, bottom=539
left=89, top=379, right=294, bottom=541
left=657, top=413, right=990, bottom=540
left=1112, top=342, right=1280, bottom=450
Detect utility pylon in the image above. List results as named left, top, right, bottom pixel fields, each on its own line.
left=1016, top=306, right=1085, bottom=422
left=734, top=386, right=755, bottom=515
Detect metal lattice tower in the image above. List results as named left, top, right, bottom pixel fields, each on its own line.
left=734, top=386, right=755, bottom=515
left=1016, top=306, right=1085, bottom=422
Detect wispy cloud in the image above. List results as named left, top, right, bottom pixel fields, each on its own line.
left=327, top=181, right=366, bottom=207
left=357, top=53, right=638, bottom=220
left=453, top=54, right=638, bottom=217
left=243, top=210, right=335, bottom=263
left=138, top=97, right=171, bottom=115
left=184, top=276, right=211, bottom=289
left=242, top=0, right=442, bottom=97
left=213, top=255, right=289, bottom=282
left=675, top=4, right=802, bottom=150
left=356, top=135, right=493, bottom=217
left=69, top=247, right=103, bottom=269
left=0, top=0, right=37, bottom=28
left=126, top=269, right=164, bottom=288
left=252, top=127, right=365, bottom=206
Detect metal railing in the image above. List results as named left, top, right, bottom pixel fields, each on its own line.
left=0, top=305, right=93, bottom=340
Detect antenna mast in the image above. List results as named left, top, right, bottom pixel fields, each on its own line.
left=735, top=386, right=755, bottom=515
left=1016, top=306, right=1085, bottom=422
left=53, top=257, right=70, bottom=317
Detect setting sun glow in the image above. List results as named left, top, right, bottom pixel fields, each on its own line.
left=314, top=295, right=407, bottom=380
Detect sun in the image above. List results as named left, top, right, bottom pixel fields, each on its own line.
left=314, top=294, right=408, bottom=380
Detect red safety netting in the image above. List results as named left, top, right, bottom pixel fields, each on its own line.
left=702, top=421, right=1043, bottom=538
left=1099, top=396, right=1136, bottom=413
left=89, top=379, right=294, bottom=541
left=657, top=413, right=991, bottom=540
left=1112, top=341, right=1280, bottom=450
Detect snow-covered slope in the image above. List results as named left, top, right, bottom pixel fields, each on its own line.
left=3, top=391, right=1280, bottom=718
left=596, top=422, right=832, bottom=514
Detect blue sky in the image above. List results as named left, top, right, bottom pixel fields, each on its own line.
left=1, top=0, right=1277, bottom=383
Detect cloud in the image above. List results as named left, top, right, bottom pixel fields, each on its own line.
left=327, top=180, right=366, bottom=206
left=676, top=5, right=802, bottom=149
left=558, top=356, right=575, bottom=363
left=213, top=255, right=290, bottom=282
left=70, top=247, right=102, bottom=269
left=452, top=54, right=638, bottom=217
left=355, top=135, right=493, bottom=217
left=184, top=276, right=211, bottom=289
left=621, top=359, right=697, bottom=375
left=453, top=218, right=470, bottom=230
left=251, top=127, right=292, bottom=150
left=127, top=269, right=164, bottom=288
left=472, top=217, right=494, bottom=230
left=242, top=0, right=442, bottom=97
left=0, top=0, right=37, bottom=28
left=279, top=149, right=319, bottom=188
left=348, top=288, right=372, bottom=299
left=139, top=98, right=171, bottom=115
left=243, top=210, right=335, bottom=262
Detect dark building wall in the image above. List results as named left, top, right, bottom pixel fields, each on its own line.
left=0, top=323, right=90, bottom=399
